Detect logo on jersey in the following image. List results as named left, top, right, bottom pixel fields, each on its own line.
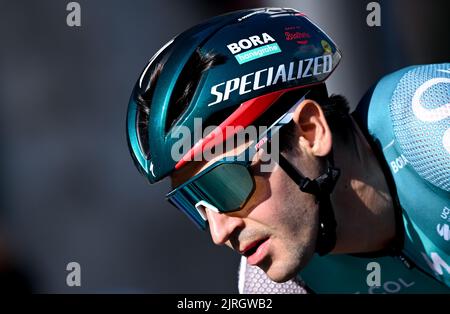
left=437, top=223, right=450, bottom=241
left=389, top=154, right=409, bottom=174
left=422, top=252, right=450, bottom=276
left=227, top=33, right=281, bottom=64
left=412, top=75, right=450, bottom=154
left=440, top=206, right=450, bottom=223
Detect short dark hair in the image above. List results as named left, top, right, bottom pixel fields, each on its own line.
left=244, top=84, right=351, bottom=152
left=278, top=88, right=351, bottom=152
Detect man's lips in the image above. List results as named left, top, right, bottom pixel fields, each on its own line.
left=245, top=238, right=271, bottom=266
left=240, top=237, right=270, bottom=257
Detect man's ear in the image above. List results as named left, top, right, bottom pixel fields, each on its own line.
left=292, top=99, right=332, bottom=157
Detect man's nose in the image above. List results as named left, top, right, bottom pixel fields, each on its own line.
left=206, top=209, right=244, bottom=246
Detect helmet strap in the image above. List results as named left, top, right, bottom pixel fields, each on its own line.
left=277, top=151, right=340, bottom=256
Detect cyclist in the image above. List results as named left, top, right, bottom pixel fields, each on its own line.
left=126, top=8, right=450, bottom=293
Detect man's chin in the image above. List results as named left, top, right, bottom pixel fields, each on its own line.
left=260, top=260, right=301, bottom=283
left=265, top=269, right=299, bottom=283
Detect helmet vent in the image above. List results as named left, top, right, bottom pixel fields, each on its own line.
left=165, top=48, right=227, bottom=132
left=136, top=63, right=164, bottom=159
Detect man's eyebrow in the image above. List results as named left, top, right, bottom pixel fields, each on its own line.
left=169, top=160, right=207, bottom=189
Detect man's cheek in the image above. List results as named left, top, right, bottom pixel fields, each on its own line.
left=254, top=187, right=297, bottom=225
left=271, top=167, right=298, bottom=197
left=247, top=172, right=298, bottom=226
left=247, top=201, right=278, bottom=226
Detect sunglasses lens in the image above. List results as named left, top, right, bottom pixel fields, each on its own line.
left=168, top=190, right=207, bottom=230
left=193, top=163, right=255, bottom=212
left=167, top=163, right=255, bottom=229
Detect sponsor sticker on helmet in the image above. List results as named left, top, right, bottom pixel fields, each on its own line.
left=284, top=25, right=311, bottom=45
left=321, top=40, right=333, bottom=54
left=208, top=54, right=333, bottom=106
left=227, top=33, right=282, bottom=64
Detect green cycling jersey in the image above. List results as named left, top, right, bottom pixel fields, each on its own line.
left=300, top=63, right=450, bottom=293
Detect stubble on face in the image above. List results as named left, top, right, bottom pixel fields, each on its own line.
left=237, top=160, right=320, bottom=283
left=170, top=143, right=322, bottom=283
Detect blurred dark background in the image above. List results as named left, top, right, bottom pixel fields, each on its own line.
left=0, top=0, right=449, bottom=293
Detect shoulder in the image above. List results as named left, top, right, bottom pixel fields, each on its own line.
left=353, top=63, right=450, bottom=194
left=351, top=64, right=450, bottom=287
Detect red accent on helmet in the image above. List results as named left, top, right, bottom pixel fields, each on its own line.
left=174, top=83, right=320, bottom=170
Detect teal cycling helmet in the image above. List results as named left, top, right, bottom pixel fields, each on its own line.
left=126, top=7, right=342, bottom=184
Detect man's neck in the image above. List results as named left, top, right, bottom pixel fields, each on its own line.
left=330, top=117, right=397, bottom=254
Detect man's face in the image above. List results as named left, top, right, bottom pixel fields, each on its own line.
left=171, top=135, right=322, bottom=283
